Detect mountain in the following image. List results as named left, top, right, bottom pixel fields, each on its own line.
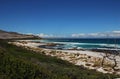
left=0, top=29, right=40, bottom=39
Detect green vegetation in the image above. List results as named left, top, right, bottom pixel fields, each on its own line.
left=0, top=40, right=119, bottom=79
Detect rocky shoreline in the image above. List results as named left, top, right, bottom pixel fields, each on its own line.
left=9, top=40, right=120, bottom=75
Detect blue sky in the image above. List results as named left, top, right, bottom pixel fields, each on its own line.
left=0, top=0, right=120, bottom=37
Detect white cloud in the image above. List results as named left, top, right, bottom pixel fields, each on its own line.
left=71, top=30, right=120, bottom=38
left=36, top=33, right=58, bottom=38
left=71, top=33, right=85, bottom=37
left=71, top=33, right=103, bottom=38
left=110, top=30, right=120, bottom=37
left=36, top=33, right=49, bottom=37
left=112, top=30, right=120, bottom=33
left=34, top=30, right=120, bottom=38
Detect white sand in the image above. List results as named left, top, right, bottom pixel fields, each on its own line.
left=58, top=50, right=102, bottom=58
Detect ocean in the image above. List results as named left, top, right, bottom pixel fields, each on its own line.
left=36, top=38, right=120, bottom=50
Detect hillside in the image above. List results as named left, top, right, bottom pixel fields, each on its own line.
left=0, top=30, right=40, bottom=39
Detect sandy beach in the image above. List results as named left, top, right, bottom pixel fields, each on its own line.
left=9, top=40, right=120, bottom=75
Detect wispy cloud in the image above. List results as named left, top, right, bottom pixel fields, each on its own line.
left=71, top=30, right=120, bottom=38
left=112, top=31, right=120, bottom=33
left=25, top=30, right=120, bottom=38
left=36, top=33, right=54, bottom=38
left=71, top=33, right=85, bottom=37
left=36, top=33, right=68, bottom=38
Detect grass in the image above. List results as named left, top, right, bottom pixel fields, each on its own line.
left=0, top=39, right=120, bottom=79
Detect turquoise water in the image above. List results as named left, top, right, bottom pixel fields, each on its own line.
left=33, top=38, right=120, bottom=49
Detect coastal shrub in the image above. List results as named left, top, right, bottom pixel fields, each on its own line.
left=0, top=48, right=71, bottom=79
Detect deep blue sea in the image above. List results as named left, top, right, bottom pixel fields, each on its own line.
left=36, top=38, right=120, bottom=49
